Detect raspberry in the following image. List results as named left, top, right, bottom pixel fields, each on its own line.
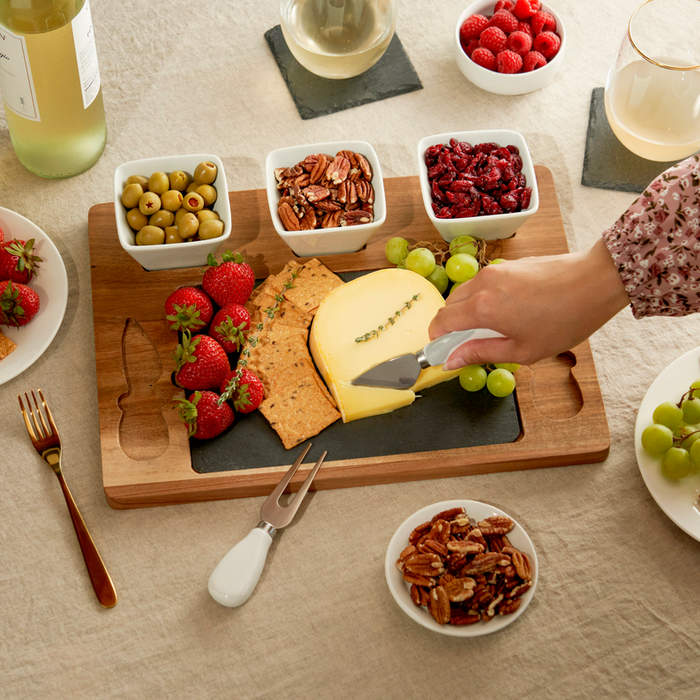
left=522, top=50, right=547, bottom=71
left=478, top=26, right=507, bottom=54
left=489, top=9, right=518, bottom=34
left=531, top=10, right=556, bottom=35
left=495, top=0, right=515, bottom=10
left=532, top=30, right=561, bottom=60
left=517, top=21, right=534, bottom=37
left=461, top=38, right=480, bottom=57
left=506, top=30, right=532, bottom=57
left=471, top=47, right=497, bottom=71
left=496, top=49, right=523, bottom=74
left=513, top=0, right=540, bottom=20
left=460, top=14, right=489, bottom=42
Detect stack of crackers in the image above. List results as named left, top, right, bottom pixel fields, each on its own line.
left=242, top=258, right=344, bottom=449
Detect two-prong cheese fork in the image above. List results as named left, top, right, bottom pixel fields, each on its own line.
left=18, top=389, right=118, bottom=608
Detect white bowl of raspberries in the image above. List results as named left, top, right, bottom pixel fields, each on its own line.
left=454, top=0, right=565, bottom=95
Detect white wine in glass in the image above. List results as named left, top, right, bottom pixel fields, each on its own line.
left=604, top=0, right=700, bottom=162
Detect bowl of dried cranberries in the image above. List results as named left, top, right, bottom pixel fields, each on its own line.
left=454, top=0, right=565, bottom=95
left=417, top=129, right=539, bottom=242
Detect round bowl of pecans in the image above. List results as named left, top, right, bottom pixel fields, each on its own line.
left=265, top=140, right=386, bottom=257
left=385, top=500, right=538, bottom=636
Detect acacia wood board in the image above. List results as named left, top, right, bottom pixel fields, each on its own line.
left=88, top=167, right=610, bottom=509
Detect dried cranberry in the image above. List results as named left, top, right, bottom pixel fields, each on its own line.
left=481, top=194, right=503, bottom=215
left=520, top=186, right=532, bottom=209
left=500, top=193, right=519, bottom=211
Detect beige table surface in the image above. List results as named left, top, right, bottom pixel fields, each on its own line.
left=2, top=1, right=700, bottom=698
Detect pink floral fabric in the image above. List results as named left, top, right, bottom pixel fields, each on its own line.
left=602, top=154, right=700, bottom=318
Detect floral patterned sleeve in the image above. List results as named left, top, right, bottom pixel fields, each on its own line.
left=602, top=154, right=700, bottom=319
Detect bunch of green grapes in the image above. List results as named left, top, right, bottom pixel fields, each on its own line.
left=641, top=379, right=700, bottom=480
left=458, top=363, right=519, bottom=398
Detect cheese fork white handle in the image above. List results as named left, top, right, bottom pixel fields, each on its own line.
left=207, top=522, right=275, bottom=608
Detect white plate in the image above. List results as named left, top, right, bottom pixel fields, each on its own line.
left=385, top=499, right=538, bottom=636
left=0, top=207, right=68, bottom=385
left=634, top=346, right=700, bottom=541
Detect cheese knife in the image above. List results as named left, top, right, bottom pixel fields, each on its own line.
left=351, top=329, right=504, bottom=389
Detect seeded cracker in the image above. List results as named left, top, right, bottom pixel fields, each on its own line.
left=0, top=330, right=17, bottom=361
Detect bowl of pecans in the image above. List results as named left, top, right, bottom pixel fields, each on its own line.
left=385, top=500, right=538, bottom=636
left=265, top=140, right=386, bottom=257
left=417, top=129, right=539, bottom=243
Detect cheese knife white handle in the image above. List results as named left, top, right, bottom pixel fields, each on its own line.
left=420, top=329, right=505, bottom=367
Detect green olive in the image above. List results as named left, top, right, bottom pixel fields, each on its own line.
left=126, top=174, right=149, bottom=189
left=126, top=208, right=148, bottom=231
left=186, top=181, right=199, bottom=193
left=164, top=226, right=186, bottom=244
left=139, top=191, right=161, bottom=216
left=197, top=209, right=219, bottom=223
left=178, top=212, right=199, bottom=238
left=149, top=209, right=174, bottom=228
left=169, top=170, right=189, bottom=191
left=198, top=219, right=224, bottom=240
left=135, top=225, right=165, bottom=246
left=121, top=183, right=143, bottom=209
left=183, top=191, right=204, bottom=213
left=161, top=189, right=183, bottom=212
left=194, top=161, right=217, bottom=185
left=148, top=171, right=170, bottom=195
left=196, top=184, right=217, bottom=207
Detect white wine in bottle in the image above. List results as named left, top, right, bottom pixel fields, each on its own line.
left=0, top=0, right=107, bottom=178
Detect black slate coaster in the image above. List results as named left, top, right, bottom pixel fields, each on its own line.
left=264, top=24, right=422, bottom=120
left=581, top=87, right=690, bottom=194
left=190, top=270, right=521, bottom=475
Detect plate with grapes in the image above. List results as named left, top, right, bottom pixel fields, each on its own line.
left=635, top=346, right=700, bottom=542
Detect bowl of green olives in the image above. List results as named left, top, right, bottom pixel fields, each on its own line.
left=114, top=154, right=231, bottom=270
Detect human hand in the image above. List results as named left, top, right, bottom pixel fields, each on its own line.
left=428, top=238, right=630, bottom=368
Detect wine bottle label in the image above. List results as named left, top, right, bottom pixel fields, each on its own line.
left=72, top=0, right=101, bottom=110
left=0, top=27, right=40, bottom=121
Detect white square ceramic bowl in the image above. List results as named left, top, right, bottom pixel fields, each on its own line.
left=114, top=154, right=231, bottom=271
left=454, top=1, right=566, bottom=96
left=417, top=129, right=539, bottom=243
left=265, top=140, right=386, bottom=257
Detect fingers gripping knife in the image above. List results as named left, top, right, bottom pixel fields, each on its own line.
left=208, top=444, right=327, bottom=607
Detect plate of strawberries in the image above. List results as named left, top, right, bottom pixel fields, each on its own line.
left=0, top=207, right=68, bottom=385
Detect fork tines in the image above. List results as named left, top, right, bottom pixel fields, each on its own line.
left=18, top=389, right=58, bottom=442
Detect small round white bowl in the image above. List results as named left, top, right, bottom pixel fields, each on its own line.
left=114, top=154, right=231, bottom=271
left=417, top=129, right=539, bottom=243
left=265, top=140, right=386, bottom=257
left=385, top=499, right=538, bottom=636
left=454, top=1, right=566, bottom=95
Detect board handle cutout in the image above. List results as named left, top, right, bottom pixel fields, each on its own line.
left=530, top=351, right=583, bottom=420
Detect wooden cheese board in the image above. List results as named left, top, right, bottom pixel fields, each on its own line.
left=88, top=166, right=609, bottom=509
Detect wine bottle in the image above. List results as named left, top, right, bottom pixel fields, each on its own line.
left=0, top=0, right=107, bottom=178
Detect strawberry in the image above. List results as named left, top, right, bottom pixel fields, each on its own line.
left=219, top=368, right=264, bottom=413
left=202, top=250, right=255, bottom=307
left=209, top=303, right=250, bottom=354
left=176, top=390, right=234, bottom=439
left=0, top=280, right=40, bottom=327
left=0, top=225, right=4, bottom=246
left=165, top=286, right=214, bottom=332
left=0, top=238, right=42, bottom=284
left=173, top=332, right=230, bottom=391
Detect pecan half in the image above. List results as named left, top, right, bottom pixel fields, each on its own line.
left=442, top=577, right=476, bottom=603
left=339, top=210, right=373, bottom=227
left=409, top=522, right=432, bottom=545
left=429, top=586, right=451, bottom=625
left=356, top=153, right=373, bottom=180
left=326, top=155, right=351, bottom=185
left=447, top=539, right=484, bottom=555
left=302, top=185, right=330, bottom=203
left=404, top=553, right=445, bottom=577
left=278, top=202, right=300, bottom=231
left=477, top=516, right=515, bottom=536
left=449, top=609, right=481, bottom=625
left=460, top=552, right=504, bottom=575
left=309, top=153, right=329, bottom=183
left=510, top=551, right=532, bottom=581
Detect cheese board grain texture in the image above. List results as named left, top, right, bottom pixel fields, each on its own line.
left=88, top=167, right=609, bottom=509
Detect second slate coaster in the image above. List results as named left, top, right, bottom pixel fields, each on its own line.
left=581, top=87, right=687, bottom=194
left=265, top=24, right=422, bottom=120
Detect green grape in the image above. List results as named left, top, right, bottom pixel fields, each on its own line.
left=490, top=258, right=506, bottom=265
left=486, top=368, right=515, bottom=398
left=652, top=401, right=684, bottom=431
left=385, top=237, right=410, bottom=265
left=674, top=422, right=700, bottom=449
left=682, top=396, right=700, bottom=423
left=661, top=447, right=691, bottom=480
left=641, top=423, right=674, bottom=456
left=426, top=264, right=449, bottom=294
left=449, top=234, right=478, bottom=257
left=494, top=363, right=520, bottom=373
left=397, top=258, right=407, bottom=269
left=405, top=247, right=435, bottom=277
left=690, top=378, right=700, bottom=397
left=445, top=253, right=479, bottom=283
left=459, top=365, right=487, bottom=392
left=689, top=440, right=700, bottom=473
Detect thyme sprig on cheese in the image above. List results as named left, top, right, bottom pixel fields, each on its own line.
left=355, top=294, right=421, bottom=343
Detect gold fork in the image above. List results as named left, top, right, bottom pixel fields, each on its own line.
left=18, top=389, right=118, bottom=608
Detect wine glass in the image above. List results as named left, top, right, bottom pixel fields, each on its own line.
left=604, top=0, right=700, bottom=162
left=280, top=0, right=398, bottom=80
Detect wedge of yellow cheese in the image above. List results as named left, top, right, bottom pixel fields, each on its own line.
left=309, top=268, right=461, bottom=423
